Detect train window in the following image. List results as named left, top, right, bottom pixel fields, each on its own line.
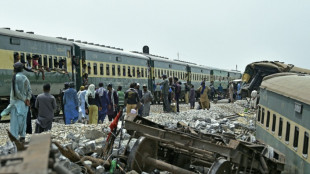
left=137, top=68, right=140, bottom=78
left=100, top=64, right=104, bottom=75
left=123, top=66, right=126, bottom=76
left=161, top=70, right=163, bottom=77
left=158, top=69, right=160, bottom=78
left=128, top=66, right=131, bottom=77
left=261, top=108, right=265, bottom=124
left=20, top=53, right=25, bottom=64
left=43, top=55, right=48, bottom=67
left=87, top=62, right=91, bottom=74
left=49, top=56, right=53, bottom=68
left=93, top=63, right=97, bottom=75
left=14, top=52, right=19, bottom=63
left=285, top=122, right=290, bottom=142
left=266, top=111, right=270, bottom=128
left=106, top=64, right=110, bottom=76
left=272, top=114, right=276, bottom=132
left=145, top=68, right=148, bottom=78
left=293, top=126, right=299, bottom=148
left=63, top=58, right=67, bottom=70
left=117, top=65, right=121, bottom=76
left=112, top=65, right=115, bottom=76
left=303, top=132, right=309, bottom=155
left=133, top=67, right=136, bottom=77
left=141, top=68, right=144, bottom=78
left=154, top=69, right=157, bottom=78
left=54, top=57, right=58, bottom=67
left=278, top=118, right=283, bottom=137
left=38, top=55, right=42, bottom=66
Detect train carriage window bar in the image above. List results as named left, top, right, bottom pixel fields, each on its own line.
left=158, top=69, right=161, bottom=79
left=145, top=68, right=148, bottom=78
left=137, top=67, right=140, bottom=78
left=54, top=56, right=58, bottom=68
left=257, top=106, right=261, bottom=122
left=38, top=55, right=42, bottom=65
left=128, top=66, right=131, bottom=77
left=141, top=68, right=144, bottom=78
left=112, top=65, right=115, bottom=76
left=88, top=62, right=91, bottom=75
left=117, top=65, right=121, bottom=76
left=132, top=67, right=135, bottom=77
left=272, top=114, right=276, bottom=132
left=106, top=64, right=110, bottom=76
left=58, top=57, right=63, bottom=69
left=261, top=108, right=265, bottom=125
left=63, top=58, right=67, bottom=70
left=43, top=55, right=48, bottom=67
left=100, top=64, right=104, bottom=75
left=161, top=70, right=163, bottom=78
left=48, top=56, right=53, bottom=69
left=93, top=63, right=97, bottom=75
left=293, top=126, right=299, bottom=150
left=278, top=117, right=283, bottom=138
left=285, top=122, right=290, bottom=143
left=122, top=66, right=126, bottom=77
left=266, top=111, right=270, bottom=129
left=303, top=132, right=309, bottom=157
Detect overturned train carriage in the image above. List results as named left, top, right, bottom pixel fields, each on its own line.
left=256, top=73, right=310, bottom=174
left=125, top=116, right=285, bottom=174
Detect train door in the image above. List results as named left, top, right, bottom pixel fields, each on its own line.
left=186, top=65, right=191, bottom=84
left=147, top=58, right=154, bottom=93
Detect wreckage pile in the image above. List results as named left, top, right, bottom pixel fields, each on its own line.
left=0, top=101, right=274, bottom=174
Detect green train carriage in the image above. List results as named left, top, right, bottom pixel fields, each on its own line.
left=74, top=42, right=149, bottom=91
left=256, top=73, right=310, bottom=174
left=0, top=28, right=73, bottom=114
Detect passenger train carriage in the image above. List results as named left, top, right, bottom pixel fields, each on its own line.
left=0, top=28, right=242, bottom=115
left=256, top=73, right=310, bottom=174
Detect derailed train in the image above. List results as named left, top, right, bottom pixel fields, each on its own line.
left=256, top=73, right=310, bottom=174
left=0, top=28, right=241, bottom=113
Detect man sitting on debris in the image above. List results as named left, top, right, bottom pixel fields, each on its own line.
left=197, top=81, right=210, bottom=110
left=35, top=84, right=56, bottom=133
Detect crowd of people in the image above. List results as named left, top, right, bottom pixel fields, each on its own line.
left=1, top=62, right=241, bottom=142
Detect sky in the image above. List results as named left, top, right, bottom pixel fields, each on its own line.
left=1, top=0, right=310, bottom=72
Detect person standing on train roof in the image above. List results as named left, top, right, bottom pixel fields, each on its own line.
left=97, top=83, right=109, bottom=124
left=85, top=84, right=102, bottom=124
left=117, top=86, right=125, bottom=111
left=34, top=84, right=56, bottom=133
left=1, top=62, right=32, bottom=142
left=197, top=81, right=210, bottom=110
left=107, top=84, right=118, bottom=122
left=157, top=74, right=171, bottom=113
left=141, top=84, right=153, bottom=116
left=125, top=83, right=140, bottom=115
left=135, top=83, right=143, bottom=116
left=63, top=82, right=79, bottom=124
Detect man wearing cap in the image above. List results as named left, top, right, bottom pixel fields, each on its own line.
left=1, top=62, right=32, bottom=141
left=141, top=84, right=153, bottom=116
left=157, top=74, right=170, bottom=112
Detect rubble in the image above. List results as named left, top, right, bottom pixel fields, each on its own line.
left=0, top=101, right=270, bottom=174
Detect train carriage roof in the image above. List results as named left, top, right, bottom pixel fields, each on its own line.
left=261, top=73, right=310, bottom=105
left=74, top=43, right=148, bottom=60
left=0, top=28, right=72, bottom=46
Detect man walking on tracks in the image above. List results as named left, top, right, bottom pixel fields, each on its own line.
left=141, top=84, right=153, bottom=116
left=197, top=81, right=210, bottom=110
left=35, top=84, right=56, bottom=133
left=125, top=83, right=140, bottom=115
left=63, top=82, right=79, bottom=124
left=1, top=62, right=32, bottom=141
left=157, top=74, right=170, bottom=113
